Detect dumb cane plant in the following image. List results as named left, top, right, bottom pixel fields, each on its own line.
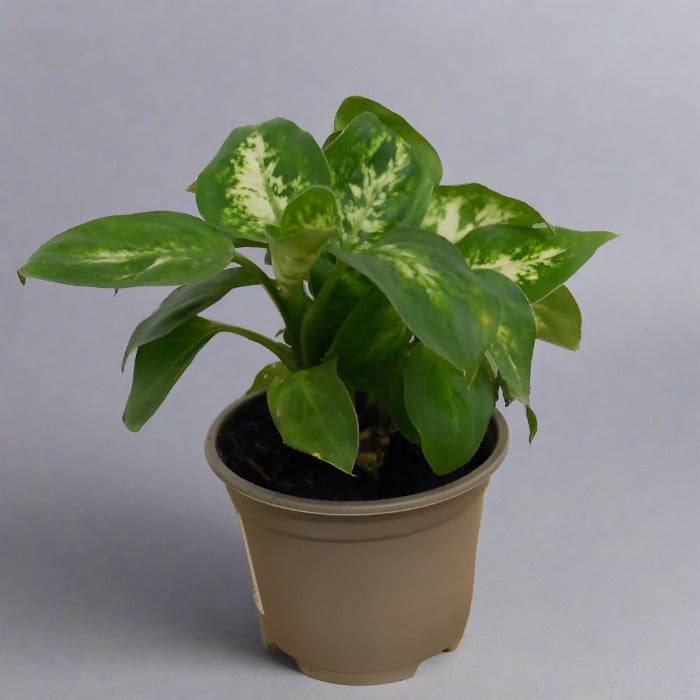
left=19, top=97, right=616, bottom=476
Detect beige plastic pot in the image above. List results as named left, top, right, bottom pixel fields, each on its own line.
left=205, top=394, right=509, bottom=686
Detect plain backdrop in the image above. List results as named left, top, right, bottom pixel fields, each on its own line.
left=1, top=2, right=698, bottom=698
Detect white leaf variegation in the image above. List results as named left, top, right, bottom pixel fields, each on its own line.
left=270, top=186, right=341, bottom=291
left=473, top=268, right=536, bottom=405
left=325, top=112, right=434, bottom=249
left=333, top=95, right=443, bottom=186
left=195, top=118, right=331, bottom=242
left=422, top=184, right=547, bottom=243
left=18, top=212, right=235, bottom=289
left=279, top=185, right=340, bottom=239
left=458, top=224, right=617, bottom=301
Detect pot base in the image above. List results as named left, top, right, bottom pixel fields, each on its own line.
left=294, top=659, right=421, bottom=686
left=259, top=611, right=461, bottom=685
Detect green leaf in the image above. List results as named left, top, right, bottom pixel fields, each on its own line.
left=195, top=118, right=331, bottom=241
left=322, top=130, right=342, bottom=150
left=333, top=95, right=443, bottom=185
left=267, top=360, right=359, bottom=473
left=278, top=185, right=340, bottom=239
left=403, top=344, right=494, bottom=475
left=305, top=256, right=371, bottom=362
left=269, top=186, right=341, bottom=291
left=123, top=316, right=294, bottom=431
left=386, top=360, right=421, bottom=445
left=526, top=405, right=538, bottom=444
left=457, top=224, right=617, bottom=302
left=496, top=372, right=516, bottom=406
left=246, top=362, right=291, bottom=395
left=422, top=183, right=546, bottom=243
left=325, top=112, right=434, bottom=248
left=496, top=370, right=537, bottom=442
left=122, top=266, right=257, bottom=370
left=474, top=269, right=536, bottom=405
left=327, top=288, right=412, bottom=390
left=309, top=254, right=369, bottom=300
left=18, top=212, right=235, bottom=288
left=123, top=316, right=223, bottom=431
left=532, top=285, right=582, bottom=350
left=334, top=228, right=501, bottom=380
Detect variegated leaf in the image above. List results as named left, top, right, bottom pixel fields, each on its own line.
left=457, top=224, right=617, bottom=301
left=496, top=372, right=515, bottom=406
left=422, top=183, right=546, bottom=243
left=327, top=288, right=412, bottom=390
left=532, top=285, right=582, bottom=350
left=267, top=359, right=359, bottom=473
left=278, top=185, right=340, bottom=239
left=325, top=112, right=434, bottom=249
left=270, top=186, right=341, bottom=292
left=18, top=212, right=235, bottom=288
left=270, top=232, right=334, bottom=297
left=404, top=344, right=494, bottom=475
left=322, top=130, right=342, bottom=150
left=333, top=95, right=443, bottom=185
left=474, top=268, right=536, bottom=405
left=195, top=118, right=331, bottom=241
left=122, top=266, right=257, bottom=369
left=334, top=228, right=501, bottom=380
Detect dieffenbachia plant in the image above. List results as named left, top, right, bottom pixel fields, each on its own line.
left=18, top=96, right=616, bottom=475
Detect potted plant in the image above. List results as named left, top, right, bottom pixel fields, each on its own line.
left=18, top=96, right=616, bottom=685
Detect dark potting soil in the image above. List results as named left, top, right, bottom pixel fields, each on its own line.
left=216, top=392, right=498, bottom=501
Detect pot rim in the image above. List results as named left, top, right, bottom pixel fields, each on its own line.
left=204, top=393, right=510, bottom=517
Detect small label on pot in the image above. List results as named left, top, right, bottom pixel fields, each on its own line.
left=236, top=513, right=264, bottom=615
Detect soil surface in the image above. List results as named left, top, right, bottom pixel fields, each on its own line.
left=216, top=393, right=498, bottom=501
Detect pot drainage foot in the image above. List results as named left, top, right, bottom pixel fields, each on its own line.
left=295, top=660, right=419, bottom=686
left=257, top=615, right=276, bottom=651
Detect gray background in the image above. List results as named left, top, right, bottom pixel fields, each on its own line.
left=2, top=2, right=698, bottom=698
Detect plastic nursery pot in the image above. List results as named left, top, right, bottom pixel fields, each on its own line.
left=204, top=393, right=509, bottom=686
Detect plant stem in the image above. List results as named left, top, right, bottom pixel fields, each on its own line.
left=277, top=282, right=307, bottom=362
left=231, top=251, right=285, bottom=316
left=300, top=259, right=347, bottom=366
left=230, top=251, right=305, bottom=365
left=218, top=323, right=296, bottom=368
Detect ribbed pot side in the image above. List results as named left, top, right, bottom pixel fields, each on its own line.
left=205, top=394, right=510, bottom=686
